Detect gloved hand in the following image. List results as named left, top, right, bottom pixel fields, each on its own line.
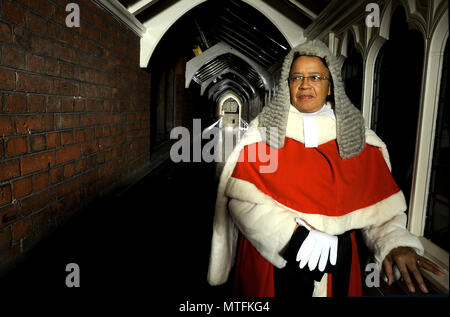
left=295, top=218, right=338, bottom=272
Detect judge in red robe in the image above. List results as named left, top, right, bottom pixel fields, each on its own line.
left=207, top=40, right=442, bottom=297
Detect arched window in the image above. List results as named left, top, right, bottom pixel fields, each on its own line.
left=220, top=96, right=240, bottom=127
left=222, top=97, right=239, bottom=114
left=341, top=33, right=363, bottom=110
left=371, top=6, right=424, bottom=206
left=424, top=38, right=449, bottom=251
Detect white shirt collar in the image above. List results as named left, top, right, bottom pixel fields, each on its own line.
left=287, top=102, right=336, bottom=147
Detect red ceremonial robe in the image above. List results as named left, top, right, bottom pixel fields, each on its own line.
left=230, top=137, right=401, bottom=297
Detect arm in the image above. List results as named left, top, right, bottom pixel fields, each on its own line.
left=362, top=213, right=444, bottom=293
left=361, top=213, right=423, bottom=268
left=228, top=197, right=298, bottom=268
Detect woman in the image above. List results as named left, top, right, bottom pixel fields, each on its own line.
left=207, top=40, right=443, bottom=297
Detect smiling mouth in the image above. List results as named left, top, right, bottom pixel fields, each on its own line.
left=298, top=95, right=314, bottom=100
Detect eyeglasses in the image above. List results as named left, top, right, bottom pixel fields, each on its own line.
left=288, top=75, right=329, bottom=84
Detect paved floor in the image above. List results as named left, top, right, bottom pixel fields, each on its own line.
left=0, top=158, right=231, bottom=304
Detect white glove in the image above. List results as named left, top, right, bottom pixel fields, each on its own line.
left=295, top=218, right=338, bottom=272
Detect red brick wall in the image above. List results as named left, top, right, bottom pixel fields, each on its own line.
left=0, top=0, right=151, bottom=271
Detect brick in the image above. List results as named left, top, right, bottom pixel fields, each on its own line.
left=50, top=165, right=63, bottom=184
left=60, top=28, right=76, bottom=46
left=60, top=63, right=74, bottom=79
left=44, top=114, right=54, bottom=132
left=81, top=113, right=98, bottom=127
left=12, top=176, right=32, bottom=198
left=76, top=158, right=86, bottom=173
left=44, top=58, right=59, bottom=76
left=12, top=218, right=32, bottom=242
left=0, top=116, right=15, bottom=137
left=0, top=22, right=12, bottom=43
left=0, top=68, right=16, bottom=90
left=99, top=161, right=112, bottom=177
left=25, top=55, right=59, bottom=77
left=46, top=21, right=60, bottom=40
left=95, top=126, right=103, bottom=138
left=63, top=163, right=75, bottom=178
left=3, top=0, right=27, bottom=26
left=20, top=189, right=53, bottom=216
left=28, top=11, right=47, bottom=34
left=86, top=99, right=103, bottom=112
left=1, top=45, right=25, bottom=69
left=0, top=184, right=12, bottom=207
left=0, top=244, right=20, bottom=265
left=82, top=141, right=99, bottom=155
left=16, top=115, right=45, bottom=134
left=46, top=132, right=61, bottom=149
left=56, top=144, right=81, bottom=164
left=33, top=172, right=49, bottom=192
left=0, top=203, right=19, bottom=227
left=99, top=136, right=116, bottom=150
left=23, top=0, right=54, bottom=18
left=74, top=66, right=87, bottom=82
left=82, top=168, right=98, bottom=185
left=103, top=126, right=111, bottom=137
left=56, top=113, right=80, bottom=129
left=4, top=93, right=27, bottom=113
left=84, top=128, right=95, bottom=141
left=80, top=22, right=100, bottom=42
left=0, top=228, right=11, bottom=251
left=30, top=34, right=53, bottom=56
left=52, top=3, right=67, bottom=26
left=0, top=160, right=20, bottom=182
left=80, top=83, right=99, bottom=98
left=74, top=98, right=85, bottom=112
left=20, top=151, right=56, bottom=175
left=25, top=53, right=45, bottom=73
left=74, top=130, right=84, bottom=143
left=61, top=131, right=74, bottom=145
left=61, top=97, right=74, bottom=112
left=27, top=95, right=45, bottom=112
left=17, top=72, right=52, bottom=94
left=53, top=79, right=79, bottom=96
left=46, top=96, right=60, bottom=112
left=30, top=134, right=46, bottom=152
left=31, top=209, right=50, bottom=232
left=56, top=177, right=80, bottom=198
left=85, top=154, right=96, bottom=170
left=53, top=43, right=77, bottom=63
left=6, top=137, right=27, bottom=157
left=15, top=114, right=53, bottom=134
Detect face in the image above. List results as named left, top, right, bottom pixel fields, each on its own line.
left=289, top=56, right=331, bottom=113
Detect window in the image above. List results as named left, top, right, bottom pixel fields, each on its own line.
left=341, top=33, right=363, bottom=110
left=371, top=7, right=424, bottom=206
left=222, top=97, right=239, bottom=114
left=424, top=38, right=449, bottom=252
